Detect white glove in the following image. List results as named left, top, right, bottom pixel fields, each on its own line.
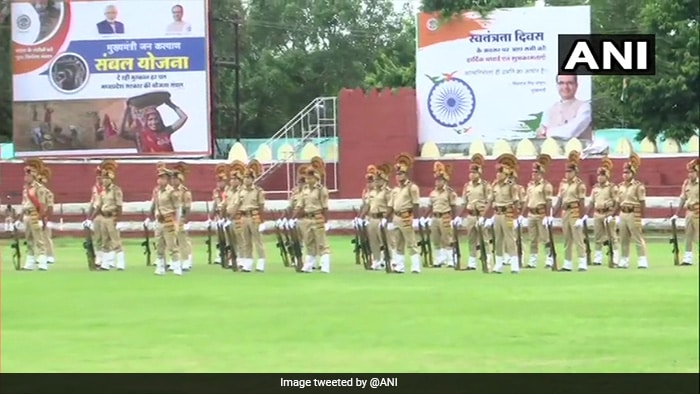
left=183, top=222, right=191, bottom=231
left=258, top=223, right=266, bottom=233
left=513, top=219, right=520, bottom=229
left=421, top=217, right=431, bottom=227
left=223, top=219, right=232, bottom=229
left=605, top=215, right=614, bottom=224
left=670, top=214, right=678, bottom=221
left=574, top=219, right=583, bottom=227
left=275, top=219, right=283, bottom=228
left=484, top=217, right=494, bottom=227
left=452, top=217, right=462, bottom=226
left=363, top=219, right=369, bottom=226
left=380, top=218, right=388, bottom=228
left=352, top=217, right=359, bottom=228
left=88, top=222, right=95, bottom=231
left=205, top=219, right=212, bottom=227
left=287, top=219, right=297, bottom=229
left=412, top=218, right=420, bottom=229
left=324, top=223, right=330, bottom=232
left=582, top=215, right=589, bottom=222
left=143, top=218, right=151, bottom=226
left=82, top=219, right=92, bottom=228
left=478, top=216, right=485, bottom=226
left=517, top=215, right=525, bottom=225
left=115, top=222, right=126, bottom=231
left=387, top=222, right=396, bottom=231
left=615, top=216, right=621, bottom=224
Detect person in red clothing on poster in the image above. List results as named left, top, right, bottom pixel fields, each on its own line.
left=118, top=92, right=188, bottom=153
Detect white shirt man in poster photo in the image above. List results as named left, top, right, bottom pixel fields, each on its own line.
left=166, top=4, right=192, bottom=35
left=537, top=75, right=592, bottom=140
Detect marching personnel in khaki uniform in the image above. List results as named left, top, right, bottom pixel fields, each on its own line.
left=488, top=154, right=520, bottom=274
left=509, top=167, right=527, bottom=266
left=519, top=154, right=553, bottom=268
left=363, top=163, right=393, bottom=270
left=550, top=151, right=587, bottom=271
left=38, top=166, right=57, bottom=265
left=286, top=165, right=308, bottom=258
left=20, top=159, right=49, bottom=271
left=615, top=153, right=648, bottom=269
left=211, top=164, right=229, bottom=264
left=673, top=158, right=699, bottom=265
left=86, top=166, right=106, bottom=267
left=427, top=162, right=457, bottom=268
left=454, top=153, right=491, bottom=270
left=361, top=169, right=374, bottom=213
left=226, top=161, right=246, bottom=268
left=294, top=157, right=331, bottom=273
left=388, top=153, right=421, bottom=274
left=585, top=157, right=618, bottom=265
left=95, top=160, right=125, bottom=271
left=171, top=162, right=193, bottom=271
left=234, top=160, right=266, bottom=272
left=151, top=166, right=182, bottom=275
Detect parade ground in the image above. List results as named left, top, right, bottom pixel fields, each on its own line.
left=1, top=236, right=698, bottom=373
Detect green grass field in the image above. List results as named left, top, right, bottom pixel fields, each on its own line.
left=1, top=236, right=698, bottom=373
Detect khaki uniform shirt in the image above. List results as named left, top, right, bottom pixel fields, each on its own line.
left=237, top=186, right=265, bottom=212
left=212, top=187, right=227, bottom=216
left=618, top=180, right=645, bottom=209
left=43, top=185, right=55, bottom=216
left=526, top=179, right=553, bottom=215
left=429, top=186, right=456, bottom=214
left=558, top=177, right=586, bottom=206
left=296, top=183, right=329, bottom=214
left=369, top=186, right=392, bottom=216
left=90, top=184, right=103, bottom=214
left=390, top=181, right=420, bottom=214
left=461, top=179, right=491, bottom=214
left=681, top=179, right=699, bottom=214
left=177, top=184, right=192, bottom=215
left=591, top=182, right=617, bottom=213
left=155, top=185, right=180, bottom=220
left=22, top=181, right=47, bottom=216
left=225, top=186, right=240, bottom=217
left=289, top=185, right=306, bottom=211
left=99, top=184, right=123, bottom=217
left=491, top=181, right=519, bottom=208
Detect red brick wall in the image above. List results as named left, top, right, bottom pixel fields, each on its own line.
left=0, top=88, right=691, bottom=202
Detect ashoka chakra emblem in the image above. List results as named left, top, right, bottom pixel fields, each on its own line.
left=427, top=78, right=476, bottom=128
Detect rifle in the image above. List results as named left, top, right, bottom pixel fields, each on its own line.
left=274, top=214, right=290, bottom=268
left=350, top=211, right=362, bottom=266
left=205, top=201, right=213, bottom=264
left=215, top=219, right=228, bottom=268
left=141, top=212, right=152, bottom=266
left=488, top=222, right=496, bottom=269
left=10, top=216, right=22, bottom=271
left=451, top=221, right=461, bottom=270
left=280, top=217, right=297, bottom=268
left=379, top=221, right=392, bottom=273
left=358, top=219, right=373, bottom=270
left=417, top=218, right=433, bottom=267
left=670, top=216, right=680, bottom=266
left=474, top=209, right=488, bottom=273
left=582, top=216, right=592, bottom=266
left=545, top=214, right=558, bottom=271
left=224, top=220, right=238, bottom=271
left=288, top=220, right=304, bottom=273
left=81, top=209, right=97, bottom=271
left=602, top=219, right=615, bottom=268
left=515, top=218, right=523, bottom=268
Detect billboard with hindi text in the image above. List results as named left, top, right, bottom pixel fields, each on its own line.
left=416, top=6, right=592, bottom=146
left=10, top=0, right=211, bottom=157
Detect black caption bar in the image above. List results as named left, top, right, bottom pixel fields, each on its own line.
left=0, top=373, right=698, bottom=394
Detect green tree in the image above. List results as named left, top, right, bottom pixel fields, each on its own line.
left=363, top=6, right=416, bottom=89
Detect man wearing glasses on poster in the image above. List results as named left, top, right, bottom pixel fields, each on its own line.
left=537, top=75, right=593, bottom=141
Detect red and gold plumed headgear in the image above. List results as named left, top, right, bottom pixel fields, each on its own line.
left=532, top=153, right=552, bottom=174
left=172, top=161, right=189, bottom=182
left=566, top=150, right=581, bottom=173
left=229, top=160, right=246, bottom=180
left=307, top=156, right=325, bottom=180
left=597, top=156, right=613, bottom=178
left=376, top=163, right=392, bottom=181
left=623, top=152, right=640, bottom=175
left=470, top=153, right=484, bottom=174
left=433, top=161, right=453, bottom=181
left=394, top=152, right=413, bottom=174
left=297, top=165, right=308, bottom=183
left=365, top=164, right=377, bottom=181
left=496, top=153, right=518, bottom=176
left=215, top=163, right=229, bottom=181
left=686, top=158, right=699, bottom=173
left=245, top=159, right=263, bottom=179
left=102, top=159, right=118, bottom=179
left=24, top=158, right=44, bottom=178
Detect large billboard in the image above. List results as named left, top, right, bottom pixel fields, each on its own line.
left=11, top=0, right=211, bottom=157
left=416, top=6, right=592, bottom=145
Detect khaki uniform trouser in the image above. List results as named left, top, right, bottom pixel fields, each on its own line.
left=301, top=214, right=329, bottom=256
left=685, top=209, right=699, bottom=252
left=239, top=215, right=265, bottom=259
left=464, top=215, right=490, bottom=258
left=392, top=213, right=418, bottom=256
left=430, top=213, right=453, bottom=249
left=592, top=213, right=617, bottom=250
left=527, top=214, right=546, bottom=254
left=367, top=216, right=393, bottom=262
left=618, top=211, right=646, bottom=257
left=100, top=216, right=122, bottom=253
left=91, top=215, right=104, bottom=251
left=43, top=226, right=54, bottom=257
left=23, top=213, right=45, bottom=256
left=493, top=211, right=516, bottom=257
left=156, top=220, right=181, bottom=262
left=177, top=223, right=192, bottom=259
